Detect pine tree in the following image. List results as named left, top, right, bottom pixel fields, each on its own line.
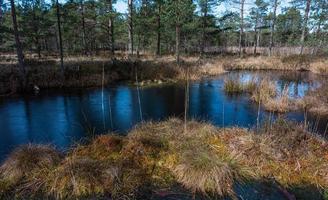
left=269, top=0, right=278, bottom=56
left=198, top=0, right=218, bottom=55
left=249, top=0, right=268, bottom=55
left=10, top=0, right=26, bottom=88
left=165, top=0, right=195, bottom=63
left=128, top=0, right=133, bottom=55
left=56, top=0, right=64, bottom=74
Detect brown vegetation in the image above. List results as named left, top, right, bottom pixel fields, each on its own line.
left=297, top=83, right=328, bottom=116
left=0, top=119, right=327, bottom=199
left=1, top=54, right=327, bottom=95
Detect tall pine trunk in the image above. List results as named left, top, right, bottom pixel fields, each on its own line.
left=56, top=0, right=64, bottom=75
left=80, top=0, right=87, bottom=55
left=253, top=13, right=259, bottom=55
left=32, top=9, right=41, bottom=59
left=176, top=24, right=181, bottom=64
left=108, top=0, right=114, bottom=55
left=239, top=0, right=245, bottom=57
left=300, top=0, right=311, bottom=55
left=269, top=0, right=278, bottom=57
left=0, top=0, right=3, bottom=24
left=156, top=2, right=161, bottom=56
left=201, top=0, right=208, bottom=55
left=313, top=18, right=322, bottom=55
left=0, top=0, right=4, bottom=44
left=128, top=0, right=133, bottom=55
left=10, top=0, right=26, bottom=89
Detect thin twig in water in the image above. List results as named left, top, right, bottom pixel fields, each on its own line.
left=222, top=100, right=225, bottom=129
left=256, top=90, right=261, bottom=133
left=102, top=63, right=106, bottom=130
left=108, top=93, right=113, bottom=130
left=184, top=66, right=190, bottom=134
left=324, top=122, right=328, bottom=138
left=135, top=64, right=143, bottom=121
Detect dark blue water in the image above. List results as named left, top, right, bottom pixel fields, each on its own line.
left=0, top=71, right=326, bottom=160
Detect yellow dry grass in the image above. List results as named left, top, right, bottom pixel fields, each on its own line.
left=0, top=119, right=327, bottom=199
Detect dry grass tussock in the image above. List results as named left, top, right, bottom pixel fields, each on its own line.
left=311, top=59, right=328, bottom=74
left=221, top=55, right=328, bottom=74
left=0, top=144, right=61, bottom=185
left=47, top=156, right=119, bottom=199
left=297, top=84, right=328, bottom=116
left=251, top=79, right=277, bottom=103
left=249, top=79, right=294, bottom=113
left=222, top=119, right=328, bottom=188
left=0, top=119, right=328, bottom=199
left=262, top=87, right=293, bottom=113
left=224, top=78, right=257, bottom=94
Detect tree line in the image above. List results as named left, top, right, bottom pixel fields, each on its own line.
left=0, top=0, right=327, bottom=63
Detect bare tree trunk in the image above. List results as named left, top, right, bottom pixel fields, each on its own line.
left=176, top=24, right=181, bottom=64
left=108, top=0, right=114, bottom=55
left=313, top=20, right=322, bottom=56
left=184, top=67, right=189, bottom=133
left=300, top=0, right=311, bottom=55
left=201, top=0, right=208, bottom=55
left=253, top=30, right=257, bottom=55
left=80, top=0, right=87, bottom=55
left=269, top=0, right=278, bottom=57
left=156, top=1, right=161, bottom=56
left=10, top=0, right=26, bottom=89
left=0, top=0, right=3, bottom=48
left=257, top=30, right=260, bottom=51
left=253, top=12, right=259, bottom=55
left=128, top=0, right=133, bottom=55
left=56, top=0, right=64, bottom=75
left=239, top=0, right=245, bottom=57
left=0, top=0, right=3, bottom=25
left=32, top=8, right=42, bottom=59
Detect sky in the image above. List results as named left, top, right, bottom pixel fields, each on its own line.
left=112, top=0, right=291, bottom=16
left=2, top=0, right=291, bottom=16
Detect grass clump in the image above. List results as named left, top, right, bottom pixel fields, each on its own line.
left=250, top=79, right=295, bottom=113
left=47, top=156, right=119, bottom=199
left=224, top=79, right=244, bottom=94
left=0, top=144, right=61, bottom=186
left=223, top=78, right=258, bottom=95
left=0, top=118, right=328, bottom=199
left=251, top=79, right=276, bottom=103
left=263, top=87, right=292, bottom=113
left=298, top=84, right=328, bottom=116
left=73, top=135, right=123, bottom=161
left=171, top=145, right=245, bottom=198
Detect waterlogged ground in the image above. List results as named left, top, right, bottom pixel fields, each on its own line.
left=0, top=71, right=327, bottom=161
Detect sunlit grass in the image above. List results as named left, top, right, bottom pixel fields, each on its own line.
left=0, top=119, right=327, bottom=199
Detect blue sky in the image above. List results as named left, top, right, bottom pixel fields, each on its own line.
left=113, top=0, right=290, bottom=16
left=114, top=0, right=128, bottom=13
left=2, top=0, right=291, bottom=16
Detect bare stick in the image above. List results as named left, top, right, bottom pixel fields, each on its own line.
left=102, top=63, right=106, bottom=130
left=135, top=64, right=143, bottom=121
left=108, top=93, right=113, bottom=130
left=184, top=67, right=190, bottom=134
left=256, top=92, right=261, bottom=133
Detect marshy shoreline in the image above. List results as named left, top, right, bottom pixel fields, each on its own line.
left=1, top=54, right=327, bottom=122
left=0, top=54, right=327, bottom=95
left=0, top=118, right=327, bottom=200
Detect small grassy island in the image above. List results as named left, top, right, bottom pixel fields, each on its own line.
left=1, top=118, right=328, bottom=200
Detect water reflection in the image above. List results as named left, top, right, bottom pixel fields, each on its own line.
left=0, top=71, right=326, bottom=160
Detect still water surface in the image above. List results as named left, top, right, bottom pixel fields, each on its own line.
left=0, top=71, right=326, bottom=160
